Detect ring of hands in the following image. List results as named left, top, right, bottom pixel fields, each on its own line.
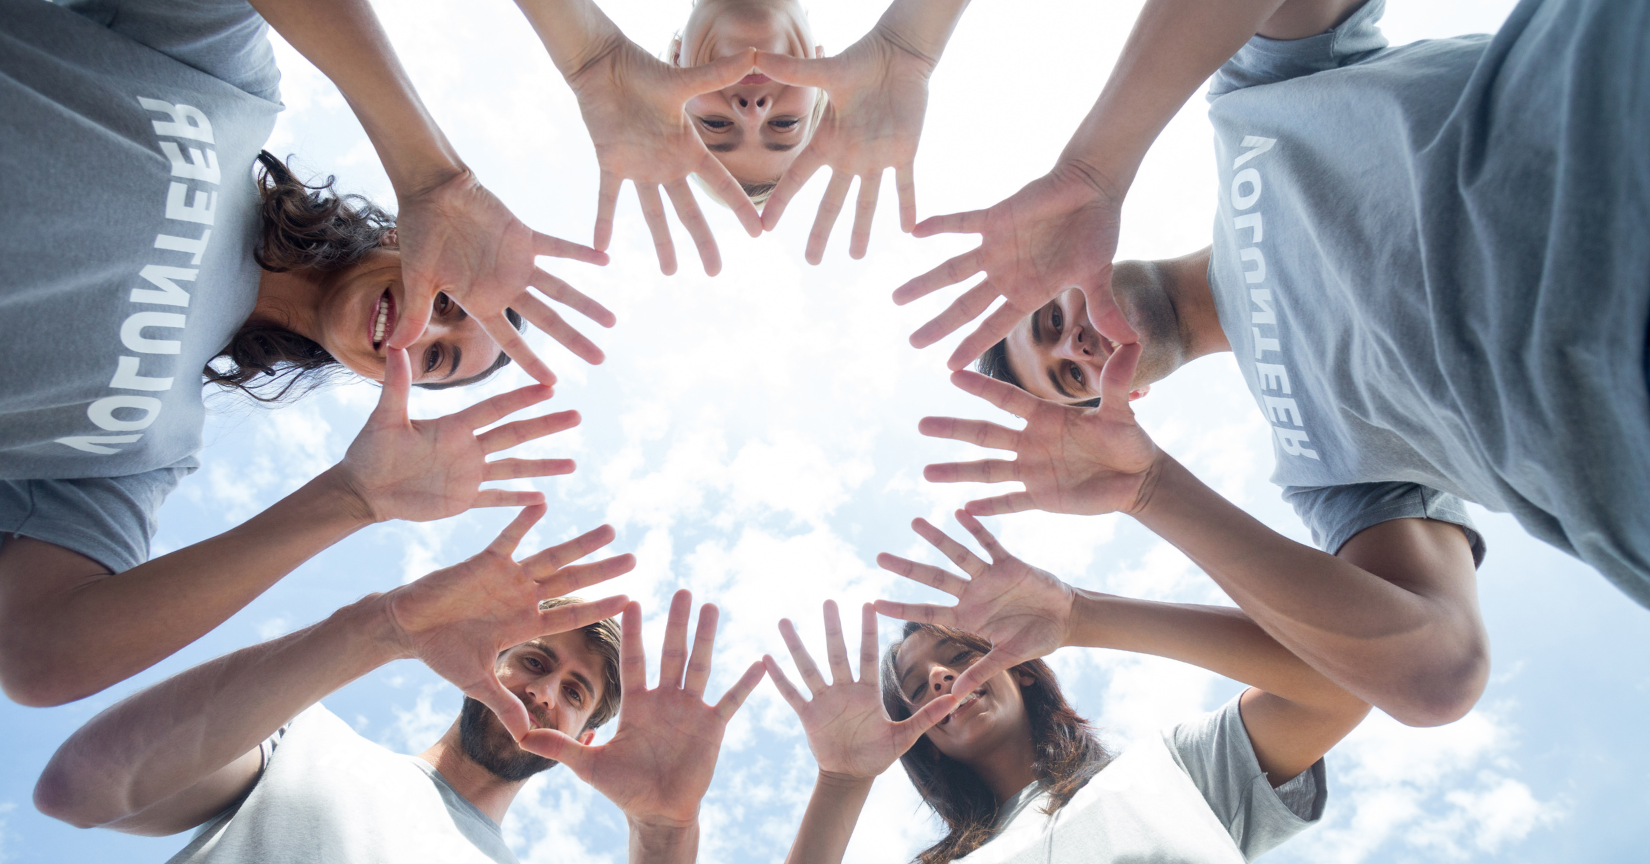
left=894, top=163, right=1140, bottom=371
left=566, top=37, right=765, bottom=276
left=383, top=503, right=634, bottom=741
left=765, top=601, right=957, bottom=782
left=754, top=25, right=939, bottom=264
left=520, top=590, right=766, bottom=829
left=917, top=345, right=1162, bottom=518
left=875, top=512, right=1074, bottom=700
left=389, top=169, right=615, bottom=387
left=333, top=348, right=584, bottom=524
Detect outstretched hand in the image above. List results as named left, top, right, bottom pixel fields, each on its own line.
left=520, top=591, right=765, bottom=829
left=753, top=30, right=937, bottom=263
left=876, top=512, right=1073, bottom=701
left=566, top=39, right=764, bottom=276
left=766, top=601, right=956, bottom=781
left=896, top=164, right=1139, bottom=370
left=383, top=504, right=633, bottom=740
left=388, top=171, right=614, bottom=386
left=333, top=348, right=580, bottom=524
left=919, top=343, right=1161, bottom=516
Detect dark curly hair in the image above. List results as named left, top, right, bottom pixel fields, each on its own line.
left=204, top=152, right=520, bottom=402
left=881, top=622, right=1112, bottom=864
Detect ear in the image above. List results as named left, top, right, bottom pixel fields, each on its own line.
left=380, top=227, right=399, bottom=249
left=670, top=36, right=683, bottom=66
left=1127, top=385, right=1151, bottom=401
left=814, top=44, right=825, bottom=58
left=577, top=729, right=595, bottom=746
left=1016, top=672, right=1035, bottom=688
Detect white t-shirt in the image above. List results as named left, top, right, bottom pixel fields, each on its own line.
left=167, top=705, right=519, bottom=864
left=952, top=697, right=1325, bottom=864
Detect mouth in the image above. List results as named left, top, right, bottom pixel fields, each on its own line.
left=739, top=73, right=771, bottom=85
left=370, top=289, right=396, bottom=352
left=939, top=688, right=985, bottom=726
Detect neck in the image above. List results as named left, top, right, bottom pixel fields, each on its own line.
left=252, top=267, right=325, bottom=342
left=1159, top=246, right=1228, bottom=360
left=960, top=725, right=1041, bottom=806
left=418, top=722, right=529, bottom=826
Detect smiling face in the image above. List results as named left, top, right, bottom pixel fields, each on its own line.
left=457, top=632, right=610, bottom=782
left=677, top=0, right=822, bottom=193
left=893, top=630, right=1036, bottom=762
left=310, top=249, right=505, bottom=385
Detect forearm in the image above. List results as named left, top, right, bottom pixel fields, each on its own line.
left=511, top=0, right=626, bottom=80
left=245, top=0, right=464, bottom=194
left=782, top=773, right=874, bottom=864
left=35, top=595, right=403, bottom=827
left=1130, top=454, right=1483, bottom=720
left=873, top=0, right=973, bottom=65
left=2, top=469, right=372, bottom=705
left=627, top=819, right=700, bottom=864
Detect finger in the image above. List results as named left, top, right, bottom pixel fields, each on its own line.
left=636, top=184, right=678, bottom=276
left=805, top=171, right=853, bottom=265
left=524, top=523, right=616, bottom=573
left=895, top=693, right=959, bottom=749
left=871, top=599, right=955, bottom=626
left=594, top=172, right=621, bottom=252
left=821, top=599, right=852, bottom=686
left=953, top=510, right=1012, bottom=564
left=373, top=347, right=412, bottom=421
left=922, top=458, right=1019, bottom=485
left=482, top=458, right=576, bottom=482
left=912, top=208, right=989, bottom=239
left=518, top=728, right=592, bottom=773
left=471, top=674, right=531, bottom=742
left=620, top=600, right=646, bottom=694
left=387, top=286, right=434, bottom=350
left=683, top=603, right=719, bottom=697
left=533, top=231, right=610, bottom=267
left=963, top=492, right=1037, bottom=517
left=536, top=593, right=629, bottom=636
left=694, top=152, right=764, bottom=239
left=714, top=659, right=767, bottom=722
left=515, top=293, right=606, bottom=365
left=914, top=416, right=1020, bottom=452
left=875, top=552, right=969, bottom=597
left=778, top=617, right=828, bottom=696
left=665, top=179, right=722, bottom=277
left=677, top=46, right=761, bottom=96
left=910, top=517, right=988, bottom=578
left=892, top=248, right=984, bottom=307
left=847, top=170, right=882, bottom=260
left=476, top=409, right=581, bottom=455
left=456, top=383, right=555, bottom=430
left=858, top=603, right=879, bottom=685
left=909, top=279, right=1001, bottom=350
left=659, top=589, right=693, bottom=690
left=895, top=163, right=917, bottom=234
left=537, top=557, right=635, bottom=600
left=761, top=149, right=824, bottom=231
left=949, top=369, right=1044, bottom=418
left=480, top=313, right=557, bottom=386
left=763, top=654, right=810, bottom=713
left=531, top=267, right=616, bottom=328
left=473, top=489, right=549, bottom=508
left=946, top=300, right=1029, bottom=371
left=1082, top=277, right=1140, bottom=346
left=489, top=503, right=548, bottom=557
left=951, top=649, right=1016, bottom=702
left=751, top=50, right=834, bottom=89
left=1098, top=341, right=1144, bottom=421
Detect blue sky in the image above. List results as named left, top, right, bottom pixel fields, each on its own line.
left=4, top=0, right=1648, bottom=861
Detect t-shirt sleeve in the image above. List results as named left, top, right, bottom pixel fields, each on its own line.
left=1283, top=481, right=1488, bottom=566
left=0, top=460, right=195, bottom=573
left=1207, top=0, right=1389, bottom=99
left=1162, top=695, right=1328, bottom=861
left=52, top=0, right=281, bottom=102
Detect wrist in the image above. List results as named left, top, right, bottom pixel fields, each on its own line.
left=315, top=465, right=382, bottom=525
left=1124, top=450, right=1175, bottom=519
left=816, top=769, right=878, bottom=792
left=627, top=815, right=699, bottom=861
left=1048, top=156, right=1131, bottom=209
left=324, top=593, right=409, bottom=669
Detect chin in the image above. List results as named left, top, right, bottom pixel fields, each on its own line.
left=458, top=697, right=557, bottom=782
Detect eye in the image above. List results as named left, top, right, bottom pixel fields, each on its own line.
left=524, top=656, right=545, bottom=672
left=698, top=117, right=733, bottom=130
left=769, top=117, right=799, bottom=130
left=1051, top=306, right=1064, bottom=332
left=423, top=345, right=442, bottom=375
left=1069, top=364, right=1085, bottom=386
left=911, top=683, right=925, bottom=702
left=564, top=685, right=583, bottom=706
left=434, top=292, right=453, bottom=316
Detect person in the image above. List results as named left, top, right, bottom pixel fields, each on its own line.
left=0, top=0, right=622, bottom=708
left=35, top=503, right=765, bottom=864
left=765, top=512, right=1368, bottom=864
left=901, top=0, right=1649, bottom=728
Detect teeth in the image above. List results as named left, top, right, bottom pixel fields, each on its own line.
left=946, top=689, right=984, bottom=719
left=372, top=295, right=388, bottom=346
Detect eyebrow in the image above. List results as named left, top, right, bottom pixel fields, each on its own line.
left=1047, top=366, right=1077, bottom=400
left=526, top=642, right=598, bottom=701
left=445, top=346, right=461, bottom=381
left=706, top=142, right=738, bottom=153
left=764, top=142, right=796, bottom=152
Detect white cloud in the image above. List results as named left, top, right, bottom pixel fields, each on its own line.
left=380, top=682, right=460, bottom=754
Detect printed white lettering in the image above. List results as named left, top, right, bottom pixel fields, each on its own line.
left=1274, top=427, right=1320, bottom=460
left=1252, top=328, right=1280, bottom=360
left=88, top=395, right=163, bottom=432
left=1234, top=213, right=1263, bottom=244
left=1240, top=248, right=1267, bottom=284
left=1232, top=136, right=1276, bottom=169
left=1262, top=395, right=1305, bottom=426
left=120, top=312, right=186, bottom=354
left=165, top=182, right=216, bottom=225
left=136, top=97, right=214, bottom=143
left=110, top=356, right=174, bottom=392
left=154, top=229, right=212, bottom=265
left=1232, top=168, right=1262, bottom=210
left=1249, top=289, right=1275, bottom=325
left=130, top=265, right=196, bottom=307
left=1256, top=362, right=1291, bottom=394
left=159, top=142, right=220, bottom=183
left=55, top=434, right=143, bottom=455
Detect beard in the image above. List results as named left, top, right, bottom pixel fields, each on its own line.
left=457, top=696, right=558, bottom=782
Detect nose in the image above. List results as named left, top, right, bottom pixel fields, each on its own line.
left=729, top=88, right=774, bottom=121
left=1053, top=321, right=1095, bottom=362
left=525, top=678, right=559, bottom=719
left=928, top=666, right=956, bottom=697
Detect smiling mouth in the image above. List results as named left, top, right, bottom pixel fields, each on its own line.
left=940, top=688, right=985, bottom=725
left=739, top=73, right=771, bottom=85
left=370, top=289, right=396, bottom=352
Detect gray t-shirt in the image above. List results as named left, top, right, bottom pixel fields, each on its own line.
left=953, top=696, right=1325, bottom=864
left=0, top=0, right=281, bottom=571
left=169, top=705, right=519, bottom=864
left=1205, top=0, right=1650, bottom=602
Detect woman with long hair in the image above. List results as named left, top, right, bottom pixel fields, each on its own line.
left=765, top=512, right=1370, bottom=863
left=0, top=0, right=613, bottom=710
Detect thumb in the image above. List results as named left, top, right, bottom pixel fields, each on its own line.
left=1082, top=277, right=1139, bottom=346
left=519, top=729, right=595, bottom=775
left=897, top=693, right=959, bottom=750
left=388, top=285, right=434, bottom=351
left=951, top=650, right=1013, bottom=702
left=1097, top=341, right=1144, bottom=422
left=373, top=348, right=412, bottom=422
left=674, top=47, right=759, bottom=98
left=470, top=675, right=531, bottom=742
left=753, top=50, right=834, bottom=89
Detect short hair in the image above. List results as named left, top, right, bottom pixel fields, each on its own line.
left=976, top=338, right=1101, bottom=409
left=537, top=597, right=623, bottom=731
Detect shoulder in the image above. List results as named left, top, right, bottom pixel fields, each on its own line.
left=1208, top=0, right=1390, bottom=100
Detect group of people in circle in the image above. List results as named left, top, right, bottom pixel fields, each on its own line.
left=2, top=0, right=1644, bottom=861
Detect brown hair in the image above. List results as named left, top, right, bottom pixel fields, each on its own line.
left=204, top=152, right=519, bottom=403
left=539, top=597, right=624, bottom=731
left=881, top=622, right=1111, bottom=864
